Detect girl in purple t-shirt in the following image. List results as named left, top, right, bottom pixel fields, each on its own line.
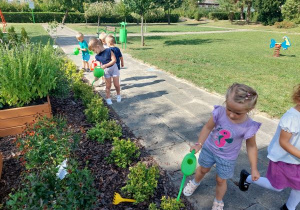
left=183, top=83, right=261, bottom=210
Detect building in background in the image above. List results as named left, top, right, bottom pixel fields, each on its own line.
left=198, top=0, right=219, bottom=8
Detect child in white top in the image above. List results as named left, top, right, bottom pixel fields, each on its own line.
left=239, top=84, right=300, bottom=210
left=183, top=83, right=261, bottom=210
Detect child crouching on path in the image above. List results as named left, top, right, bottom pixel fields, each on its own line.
left=239, top=84, right=300, bottom=210
left=88, top=37, right=121, bottom=105
left=183, top=83, right=261, bottom=210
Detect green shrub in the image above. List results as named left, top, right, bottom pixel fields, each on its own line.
left=84, top=97, right=109, bottom=123
left=73, top=82, right=95, bottom=107
left=194, top=11, right=203, bottom=21
left=274, top=20, right=297, bottom=28
left=7, top=161, right=97, bottom=210
left=106, top=138, right=140, bottom=168
left=20, top=27, right=29, bottom=43
left=87, top=120, right=122, bottom=143
left=7, top=26, right=18, bottom=44
left=160, top=196, right=185, bottom=210
left=0, top=42, right=63, bottom=107
left=122, top=162, right=160, bottom=203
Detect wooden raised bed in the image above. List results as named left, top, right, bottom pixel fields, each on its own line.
left=0, top=96, right=52, bottom=137
left=0, top=152, right=2, bottom=180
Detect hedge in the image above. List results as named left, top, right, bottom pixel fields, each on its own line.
left=208, top=12, right=245, bottom=20
left=2, top=12, right=179, bottom=23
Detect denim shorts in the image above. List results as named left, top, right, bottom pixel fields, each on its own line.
left=82, top=53, right=90, bottom=62
left=104, top=64, right=120, bottom=78
left=198, top=146, right=236, bottom=179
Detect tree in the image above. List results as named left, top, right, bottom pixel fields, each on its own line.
left=281, top=0, right=300, bottom=22
left=254, top=0, right=286, bottom=25
left=85, top=1, right=113, bottom=32
left=124, top=0, right=156, bottom=46
left=154, top=0, right=183, bottom=24
left=114, top=1, right=131, bottom=22
left=52, top=0, right=83, bottom=24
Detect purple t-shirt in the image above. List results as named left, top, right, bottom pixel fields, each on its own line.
left=204, top=105, right=261, bottom=160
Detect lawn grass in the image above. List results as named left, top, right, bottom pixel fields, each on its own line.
left=7, top=23, right=53, bottom=45
left=123, top=31, right=300, bottom=118
left=66, top=22, right=233, bottom=35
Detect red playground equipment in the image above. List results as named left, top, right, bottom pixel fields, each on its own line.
left=0, top=9, right=7, bottom=33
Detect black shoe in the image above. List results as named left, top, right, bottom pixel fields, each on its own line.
left=280, top=204, right=289, bottom=210
left=239, top=169, right=251, bottom=191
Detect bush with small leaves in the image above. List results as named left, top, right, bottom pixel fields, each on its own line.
left=73, top=82, right=95, bottom=107
left=84, top=97, right=109, bottom=123
left=160, top=196, right=185, bottom=210
left=20, top=27, right=29, bottom=43
left=87, top=120, right=122, bottom=143
left=106, top=137, right=140, bottom=168
left=122, top=162, right=160, bottom=203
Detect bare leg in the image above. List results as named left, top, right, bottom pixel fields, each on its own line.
left=105, top=77, right=112, bottom=99
left=194, top=166, right=211, bottom=183
left=215, top=175, right=227, bottom=201
left=113, top=76, right=120, bottom=95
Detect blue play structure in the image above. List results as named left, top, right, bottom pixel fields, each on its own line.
left=270, top=36, right=291, bottom=50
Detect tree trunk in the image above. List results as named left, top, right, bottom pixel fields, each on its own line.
left=168, top=9, right=170, bottom=25
left=240, top=6, right=244, bottom=20
left=97, top=16, right=100, bottom=33
left=62, top=9, right=69, bottom=25
left=246, top=1, right=252, bottom=24
left=141, top=15, right=144, bottom=46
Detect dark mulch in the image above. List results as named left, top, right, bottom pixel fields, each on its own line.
left=0, top=91, right=194, bottom=210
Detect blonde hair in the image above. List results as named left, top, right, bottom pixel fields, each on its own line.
left=226, top=83, right=258, bottom=110
left=106, top=35, right=115, bottom=45
left=88, top=37, right=103, bottom=51
left=76, top=32, right=83, bottom=39
left=292, top=84, right=300, bottom=103
left=99, top=32, right=107, bottom=41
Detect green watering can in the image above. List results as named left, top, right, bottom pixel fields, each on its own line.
left=73, top=47, right=79, bottom=55
left=177, top=150, right=197, bottom=201
left=92, top=66, right=105, bottom=87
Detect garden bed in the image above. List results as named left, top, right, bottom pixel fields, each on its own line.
left=0, top=91, right=194, bottom=209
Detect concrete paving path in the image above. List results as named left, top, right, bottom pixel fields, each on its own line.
left=43, top=24, right=298, bottom=210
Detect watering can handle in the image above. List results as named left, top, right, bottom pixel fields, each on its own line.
left=191, top=149, right=195, bottom=155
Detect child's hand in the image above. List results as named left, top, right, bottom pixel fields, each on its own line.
left=190, top=144, right=202, bottom=154
left=250, top=168, right=260, bottom=181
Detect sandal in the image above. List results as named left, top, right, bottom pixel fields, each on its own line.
left=239, top=169, right=251, bottom=191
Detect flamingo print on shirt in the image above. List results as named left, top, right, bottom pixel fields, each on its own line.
left=215, top=129, right=233, bottom=148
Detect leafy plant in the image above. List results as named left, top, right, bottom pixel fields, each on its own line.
left=160, top=196, right=185, bottom=210
left=148, top=196, right=185, bottom=210
left=20, top=27, right=29, bottom=43
left=84, top=97, right=109, bottom=123
left=87, top=120, right=122, bottom=143
left=7, top=161, right=97, bottom=210
left=7, top=26, right=18, bottom=45
left=106, top=137, right=140, bottom=168
left=73, top=82, right=95, bottom=107
left=122, top=162, right=160, bottom=203
left=17, top=116, right=78, bottom=170
left=0, top=42, right=63, bottom=107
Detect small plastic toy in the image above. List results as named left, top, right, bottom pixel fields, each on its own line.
left=112, top=192, right=136, bottom=205
left=270, top=36, right=291, bottom=57
left=89, top=50, right=94, bottom=55
left=177, top=150, right=197, bottom=201
left=73, top=47, right=79, bottom=55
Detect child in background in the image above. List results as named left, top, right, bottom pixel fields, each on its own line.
left=99, top=32, right=108, bottom=48
left=88, top=37, right=121, bottom=105
left=76, top=32, right=90, bottom=72
left=98, top=32, right=108, bottom=85
left=183, top=83, right=261, bottom=210
left=239, top=84, right=300, bottom=210
left=106, top=35, right=124, bottom=70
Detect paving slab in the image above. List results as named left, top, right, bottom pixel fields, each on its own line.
left=45, top=24, right=299, bottom=210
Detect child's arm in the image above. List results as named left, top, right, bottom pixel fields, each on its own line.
left=120, top=56, right=124, bottom=67
left=279, top=130, right=300, bottom=158
left=246, top=136, right=260, bottom=181
left=101, top=51, right=116, bottom=69
left=190, top=116, right=215, bottom=153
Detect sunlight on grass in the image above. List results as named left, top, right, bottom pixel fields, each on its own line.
left=124, top=31, right=300, bottom=118
left=8, top=23, right=53, bottom=45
